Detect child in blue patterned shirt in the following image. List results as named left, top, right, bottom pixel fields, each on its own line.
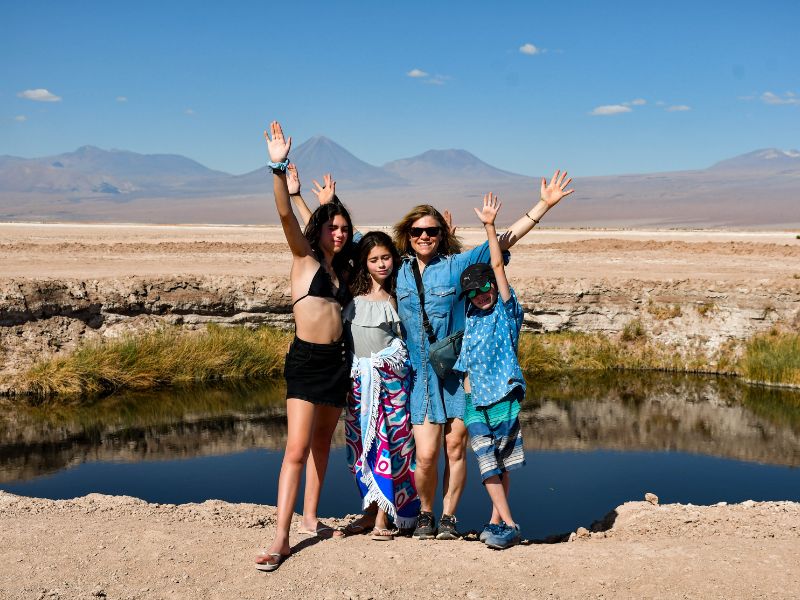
left=452, top=193, right=526, bottom=550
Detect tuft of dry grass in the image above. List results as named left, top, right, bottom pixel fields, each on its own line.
left=696, top=301, right=717, bottom=317
left=621, top=318, right=647, bottom=342
left=739, top=329, right=800, bottom=386
left=647, top=301, right=682, bottom=320
left=19, top=325, right=292, bottom=398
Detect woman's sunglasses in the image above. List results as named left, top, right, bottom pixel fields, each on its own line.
left=409, top=226, right=442, bottom=238
left=467, top=281, right=493, bottom=299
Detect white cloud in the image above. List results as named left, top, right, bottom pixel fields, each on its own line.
left=407, top=69, right=428, bottom=78
left=519, top=43, right=540, bottom=55
left=18, top=88, right=62, bottom=102
left=629, top=98, right=647, bottom=106
left=116, top=96, right=128, bottom=102
left=427, top=75, right=450, bottom=86
left=590, top=104, right=632, bottom=116
left=666, top=105, right=691, bottom=112
left=184, top=108, right=196, bottom=115
left=761, top=91, right=800, bottom=105
left=14, top=115, right=27, bottom=122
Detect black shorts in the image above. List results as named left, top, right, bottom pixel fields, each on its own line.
left=284, top=336, right=351, bottom=407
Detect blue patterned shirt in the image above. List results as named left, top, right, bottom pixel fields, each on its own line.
left=452, top=287, right=525, bottom=408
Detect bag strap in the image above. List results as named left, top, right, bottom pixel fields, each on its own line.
left=411, top=259, right=438, bottom=345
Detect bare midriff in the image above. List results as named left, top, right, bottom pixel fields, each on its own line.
left=291, top=296, right=344, bottom=344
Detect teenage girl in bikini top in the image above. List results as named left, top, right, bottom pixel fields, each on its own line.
left=256, top=120, right=355, bottom=572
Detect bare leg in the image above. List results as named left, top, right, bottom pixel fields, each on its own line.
left=442, top=418, right=468, bottom=516
left=258, top=398, right=316, bottom=559
left=300, top=404, right=343, bottom=534
left=489, top=473, right=511, bottom=524
left=374, top=509, right=391, bottom=531
left=484, top=473, right=515, bottom=526
left=412, top=420, right=443, bottom=513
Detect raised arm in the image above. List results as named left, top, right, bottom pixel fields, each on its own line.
left=443, top=209, right=457, bottom=237
left=286, top=164, right=314, bottom=226
left=265, top=121, right=312, bottom=258
left=474, top=193, right=510, bottom=302
left=498, top=170, right=574, bottom=251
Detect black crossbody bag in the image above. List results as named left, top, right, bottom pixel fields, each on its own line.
left=411, top=259, right=463, bottom=380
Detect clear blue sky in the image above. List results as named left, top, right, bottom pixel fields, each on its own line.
left=2, top=0, right=798, bottom=176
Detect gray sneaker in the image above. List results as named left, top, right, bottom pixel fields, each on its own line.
left=435, top=513, right=461, bottom=540
left=484, top=523, right=521, bottom=550
left=412, top=511, right=437, bottom=539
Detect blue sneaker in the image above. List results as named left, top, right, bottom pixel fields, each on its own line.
left=479, top=522, right=504, bottom=544
left=484, top=523, right=521, bottom=550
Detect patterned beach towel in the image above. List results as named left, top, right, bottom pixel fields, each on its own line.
left=345, top=338, right=420, bottom=529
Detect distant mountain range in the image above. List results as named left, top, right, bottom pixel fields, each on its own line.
left=1, top=140, right=798, bottom=227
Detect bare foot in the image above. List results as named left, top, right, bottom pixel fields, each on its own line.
left=340, top=513, right=376, bottom=536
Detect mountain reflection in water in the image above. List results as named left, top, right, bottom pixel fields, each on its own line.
left=1, top=373, right=799, bottom=484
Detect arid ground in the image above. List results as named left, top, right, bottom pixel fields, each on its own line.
left=0, top=491, right=798, bottom=600
left=1, top=223, right=798, bottom=280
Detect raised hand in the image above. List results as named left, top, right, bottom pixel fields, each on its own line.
left=311, top=173, right=336, bottom=205
left=264, top=121, right=292, bottom=163
left=474, top=192, right=501, bottom=226
left=540, top=170, right=574, bottom=208
left=286, top=163, right=301, bottom=195
left=443, top=209, right=457, bottom=236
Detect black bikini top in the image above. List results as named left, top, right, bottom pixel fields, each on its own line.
left=292, top=264, right=352, bottom=308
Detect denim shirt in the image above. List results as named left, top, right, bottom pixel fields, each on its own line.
left=396, top=241, right=508, bottom=424
left=453, top=288, right=525, bottom=408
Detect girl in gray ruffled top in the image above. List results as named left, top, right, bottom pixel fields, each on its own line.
left=342, top=231, right=421, bottom=540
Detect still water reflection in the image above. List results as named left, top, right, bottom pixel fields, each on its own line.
left=2, top=373, right=798, bottom=538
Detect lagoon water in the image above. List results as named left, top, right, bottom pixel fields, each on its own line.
left=2, top=373, right=799, bottom=540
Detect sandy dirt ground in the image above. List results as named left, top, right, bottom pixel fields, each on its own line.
left=1, top=491, right=798, bottom=600
left=1, top=223, right=798, bottom=282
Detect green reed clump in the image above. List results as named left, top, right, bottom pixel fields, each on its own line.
left=739, top=330, right=800, bottom=386
left=517, top=330, right=723, bottom=377
left=20, top=325, right=293, bottom=398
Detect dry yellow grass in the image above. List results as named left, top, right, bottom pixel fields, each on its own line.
left=16, top=326, right=800, bottom=400
left=20, top=325, right=292, bottom=398
left=739, top=329, right=800, bottom=386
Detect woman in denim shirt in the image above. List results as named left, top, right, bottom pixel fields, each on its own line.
left=392, top=170, right=573, bottom=539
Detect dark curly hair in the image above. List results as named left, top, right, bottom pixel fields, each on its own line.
left=349, top=231, right=401, bottom=298
left=303, top=197, right=355, bottom=274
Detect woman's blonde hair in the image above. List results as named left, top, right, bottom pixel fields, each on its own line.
left=393, top=204, right=462, bottom=256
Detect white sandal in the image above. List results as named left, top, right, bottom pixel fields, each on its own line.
left=255, top=551, right=290, bottom=572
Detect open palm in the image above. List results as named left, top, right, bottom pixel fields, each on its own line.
left=311, top=173, right=336, bottom=205
left=474, top=193, right=501, bottom=225
left=264, top=121, right=292, bottom=163
left=286, top=164, right=301, bottom=195
left=540, top=170, right=574, bottom=208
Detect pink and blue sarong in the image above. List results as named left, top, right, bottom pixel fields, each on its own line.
left=344, top=338, right=420, bottom=529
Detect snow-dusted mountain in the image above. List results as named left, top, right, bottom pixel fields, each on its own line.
left=709, top=148, right=800, bottom=172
